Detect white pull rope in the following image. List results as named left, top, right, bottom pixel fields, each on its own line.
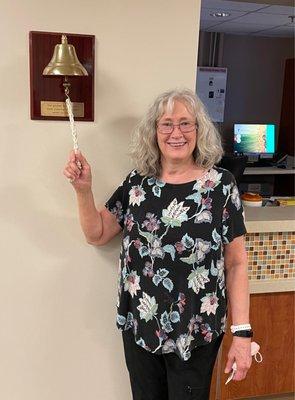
left=65, top=96, right=82, bottom=170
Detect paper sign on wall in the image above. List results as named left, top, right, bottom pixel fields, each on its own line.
left=196, top=67, right=227, bottom=122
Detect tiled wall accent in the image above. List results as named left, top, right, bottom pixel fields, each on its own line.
left=245, top=232, right=295, bottom=280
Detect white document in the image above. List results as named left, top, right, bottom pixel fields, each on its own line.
left=196, top=67, right=227, bottom=123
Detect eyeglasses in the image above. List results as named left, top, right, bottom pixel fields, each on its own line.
left=157, top=121, right=196, bottom=134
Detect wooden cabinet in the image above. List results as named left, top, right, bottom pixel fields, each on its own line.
left=210, top=291, right=295, bottom=399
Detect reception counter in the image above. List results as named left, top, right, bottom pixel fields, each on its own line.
left=210, top=205, right=295, bottom=400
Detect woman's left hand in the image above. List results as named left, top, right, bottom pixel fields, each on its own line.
left=224, top=337, right=252, bottom=381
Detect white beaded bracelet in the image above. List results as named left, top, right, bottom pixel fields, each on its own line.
left=230, top=324, right=252, bottom=333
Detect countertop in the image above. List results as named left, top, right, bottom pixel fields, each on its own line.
left=244, top=206, right=295, bottom=233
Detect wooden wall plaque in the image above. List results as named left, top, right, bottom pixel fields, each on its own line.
left=29, top=31, right=95, bottom=121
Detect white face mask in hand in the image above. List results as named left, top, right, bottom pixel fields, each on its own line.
left=225, top=341, right=263, bottom=385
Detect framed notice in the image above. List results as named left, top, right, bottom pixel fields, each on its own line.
left=196, top=67, right=227, bottom=123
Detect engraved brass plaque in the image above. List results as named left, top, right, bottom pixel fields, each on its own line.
left=41, top=101, right=84, bottom=117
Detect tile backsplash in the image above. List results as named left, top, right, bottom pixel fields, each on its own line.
left=245, top=232, right=295, bottom=280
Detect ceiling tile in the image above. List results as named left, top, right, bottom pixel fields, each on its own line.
left=252, top=30, right=294, bottom=37
left=259, top=25, right=295, bottom=33
left=256, top=5, right=295, bottom=15
left=200, top=21, right=222, bottom=29
left=200, top=0, right=295, bottom=38
left=205, top=21, right=273, bottom=33
left=202, top=0, right=269, bottom=12
left=216, top=31, right=247, bottom=35
left=233, top=12, right=292, bottom=25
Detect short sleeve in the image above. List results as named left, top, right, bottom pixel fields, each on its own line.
left=104, top=172, right=132, bottom=230
left=221, top=175, right=247, bottom=244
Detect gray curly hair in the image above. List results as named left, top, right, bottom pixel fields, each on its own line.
left=129, top=88, right=224, bottom=177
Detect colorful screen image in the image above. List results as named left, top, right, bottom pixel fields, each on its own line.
left=234, top=124, right=275, bottom=154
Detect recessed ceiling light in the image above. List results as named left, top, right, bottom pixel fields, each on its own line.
left=210, top=12, right=231, bottom=18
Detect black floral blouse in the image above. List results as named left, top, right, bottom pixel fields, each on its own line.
left=105, top=166, right=247, bottom=361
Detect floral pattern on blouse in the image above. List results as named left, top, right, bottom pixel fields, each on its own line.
left=105, top=166, right=247, bottom=361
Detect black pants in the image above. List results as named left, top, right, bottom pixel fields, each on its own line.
left=122, top=330, right=224, bottom=400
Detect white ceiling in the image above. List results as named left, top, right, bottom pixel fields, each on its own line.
left=200, top=0, right=295, bottom=37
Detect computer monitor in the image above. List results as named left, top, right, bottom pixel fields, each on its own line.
left=234, top=124, right=275, bottom=157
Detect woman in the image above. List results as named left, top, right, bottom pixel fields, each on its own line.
left=63, top=89, right=252, bottom=400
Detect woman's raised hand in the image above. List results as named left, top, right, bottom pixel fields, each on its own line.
left=63, top=150, right=92, bottom=193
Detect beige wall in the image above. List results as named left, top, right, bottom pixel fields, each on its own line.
left=0, top=1, right=200, bottom=399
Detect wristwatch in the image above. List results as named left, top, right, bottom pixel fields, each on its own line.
left=232, top=329, right=253, bottom=338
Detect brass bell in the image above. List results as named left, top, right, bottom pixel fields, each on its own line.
left=43, top=34, right=88, bottom=76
